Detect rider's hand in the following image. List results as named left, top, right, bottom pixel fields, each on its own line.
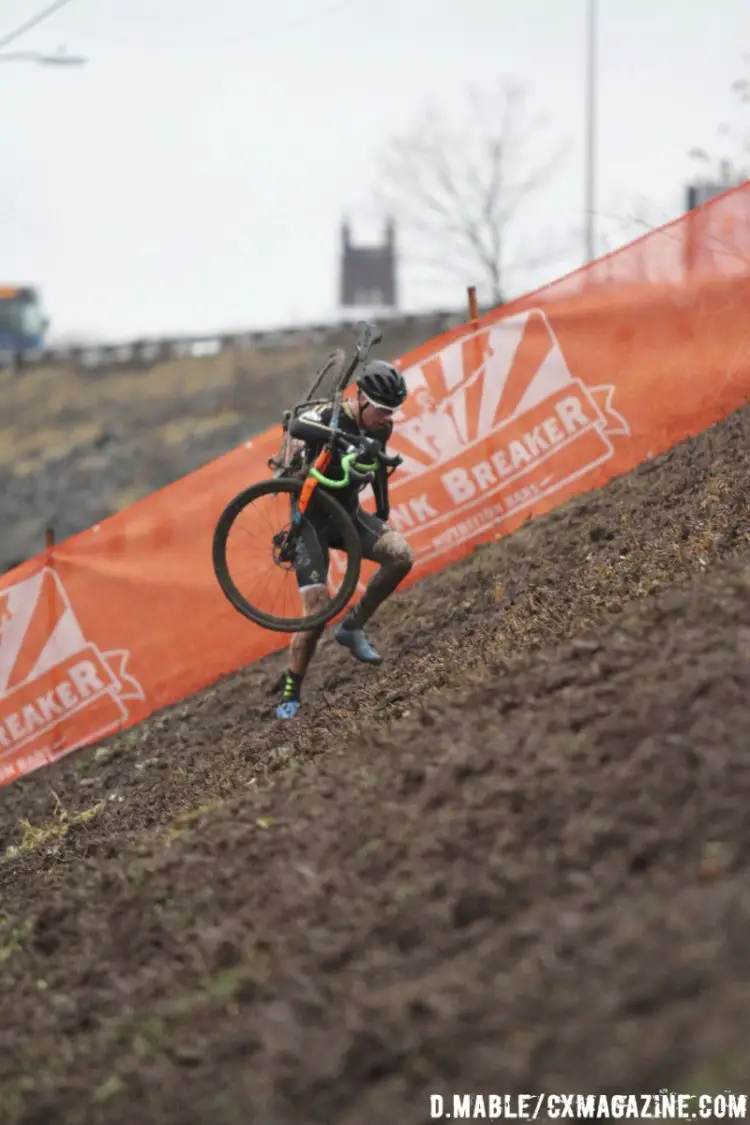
left=357, top=436, right=382, bottom=461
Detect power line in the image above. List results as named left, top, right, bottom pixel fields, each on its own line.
left=0, top=0, right=76, bottom=54
left=0, top=0, right=360, bottom=56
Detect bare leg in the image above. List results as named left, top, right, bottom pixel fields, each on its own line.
left=288, top=584, right=331, bottom=677
left=341, top=530, right=413, bottom=631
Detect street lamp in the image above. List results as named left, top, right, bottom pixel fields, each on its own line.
left=0, top=47, right=86, bottom=66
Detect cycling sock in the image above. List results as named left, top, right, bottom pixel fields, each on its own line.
left=281, top=670, right=303, bottom=702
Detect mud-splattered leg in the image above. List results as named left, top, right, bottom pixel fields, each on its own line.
left=277, top=516, right=331, bottom=718
left=336, top=515, right=413, bottom=664
left=289, top=585, right=331, bottom=676
left=340, top=529, right=413, bottom=630
left=276, top=586, right=331, bottom=718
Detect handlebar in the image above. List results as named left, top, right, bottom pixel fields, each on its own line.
left=379, top=450, right=403, bottom=469
left=309, top=449, right=374, bottom=489
left=338, top=433, right=403, bottom=469
left=308, top=442, right=403, bottom=490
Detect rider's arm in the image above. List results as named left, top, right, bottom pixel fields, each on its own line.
left=288, top=404, right=335, bottom=446
left=373, top=462, right=390, bottom=522
left=371, top=420, right=393, bottom=522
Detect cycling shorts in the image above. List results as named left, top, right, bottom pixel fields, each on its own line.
left=293, top=506, right=388, bottom=589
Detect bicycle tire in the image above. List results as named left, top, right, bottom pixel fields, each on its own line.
left=334, top=355, right=359, bottom=396
left=212, top=477, right=362, bottom=633
left=304, top=349, right=346, bottom=405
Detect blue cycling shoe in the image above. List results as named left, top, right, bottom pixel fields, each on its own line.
left=276, top=698, right=301, bottom=720
left=335, top=625, right=383, bottom=665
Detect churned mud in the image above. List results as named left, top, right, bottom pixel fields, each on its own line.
left=2, top=402, right=750, bottom=1124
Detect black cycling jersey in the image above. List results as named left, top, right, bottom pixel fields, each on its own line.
left=287, top=400, right=392, bottom=519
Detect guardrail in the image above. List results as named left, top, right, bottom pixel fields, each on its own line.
left=2, top=308, right=470, bottom=374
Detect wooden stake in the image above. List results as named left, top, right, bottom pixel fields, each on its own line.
left=467, top=285, right=479, bottom=323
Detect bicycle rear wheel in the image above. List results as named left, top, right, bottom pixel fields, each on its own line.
left=212, top=478, right=362, bottom=633
left=304, top=349, right=346, bottom=404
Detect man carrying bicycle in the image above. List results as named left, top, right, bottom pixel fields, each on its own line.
left=276, top=360, right=414, bottom=719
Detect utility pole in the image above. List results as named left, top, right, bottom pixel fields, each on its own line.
left=584, top=0, right=597, bottom=263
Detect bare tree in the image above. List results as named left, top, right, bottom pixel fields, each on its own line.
left=373, top=81, right=570, bottom=308
left=689, top=54, right=750, bottom=184
left=593, top=59, right=750, bottom=283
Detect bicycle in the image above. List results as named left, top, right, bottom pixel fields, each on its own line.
left=212, top=321, right=403, bottom=634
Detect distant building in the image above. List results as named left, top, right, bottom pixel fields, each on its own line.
left=685, top=160, right=747, bottom=211
left=683, top=163, right=750, bottom=279
left=339, top=217, right=398, bottom=310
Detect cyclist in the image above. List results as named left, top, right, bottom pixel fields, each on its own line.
left=276, top=360, right=414, bottom=719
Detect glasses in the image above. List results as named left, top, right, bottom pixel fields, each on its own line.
left=360, top=394, right=398, bottom=416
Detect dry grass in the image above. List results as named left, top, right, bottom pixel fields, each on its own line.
left=0, top=421, right=109, bottom=465
left=0, top=317, right=441, bottom=473
left=2, top=792, right=106, bottom=862
left=0, top=912, right=34, bottom=964
left=0, top=344, right=335, bottom=468
left=155, top=410, right=246, bottom=447
left=164, top=798, right=226, bottom=846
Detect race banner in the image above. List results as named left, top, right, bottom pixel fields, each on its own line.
left=0, top=568, right=144, bottom=786
left=386, top=307, right=630, bottom=568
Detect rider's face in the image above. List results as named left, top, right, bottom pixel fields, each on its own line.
left=358, top=397, right=395, bottom=429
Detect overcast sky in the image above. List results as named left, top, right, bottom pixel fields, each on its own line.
left=2, top=0, right=749, bottom=342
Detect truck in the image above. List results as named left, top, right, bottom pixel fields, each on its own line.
left=0, top=286, right=48, bottom=369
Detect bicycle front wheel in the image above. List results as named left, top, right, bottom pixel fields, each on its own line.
left=212, top=478, right=362, bottom=633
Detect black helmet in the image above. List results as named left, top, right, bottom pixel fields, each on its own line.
left=356, top=360, right=408, bottom=410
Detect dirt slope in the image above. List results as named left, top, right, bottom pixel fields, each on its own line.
left=1, top=401, right=750, bottom=1123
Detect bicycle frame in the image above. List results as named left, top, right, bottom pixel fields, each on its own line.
left=292, top=445, right=380, bottom=527
left=295, top=447, right=333, bottom=522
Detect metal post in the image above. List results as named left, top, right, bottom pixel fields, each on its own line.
left=584, top=0, right=597, bottom=264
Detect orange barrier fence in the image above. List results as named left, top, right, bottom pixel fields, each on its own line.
left=2, top=183, right=750, bottom=787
